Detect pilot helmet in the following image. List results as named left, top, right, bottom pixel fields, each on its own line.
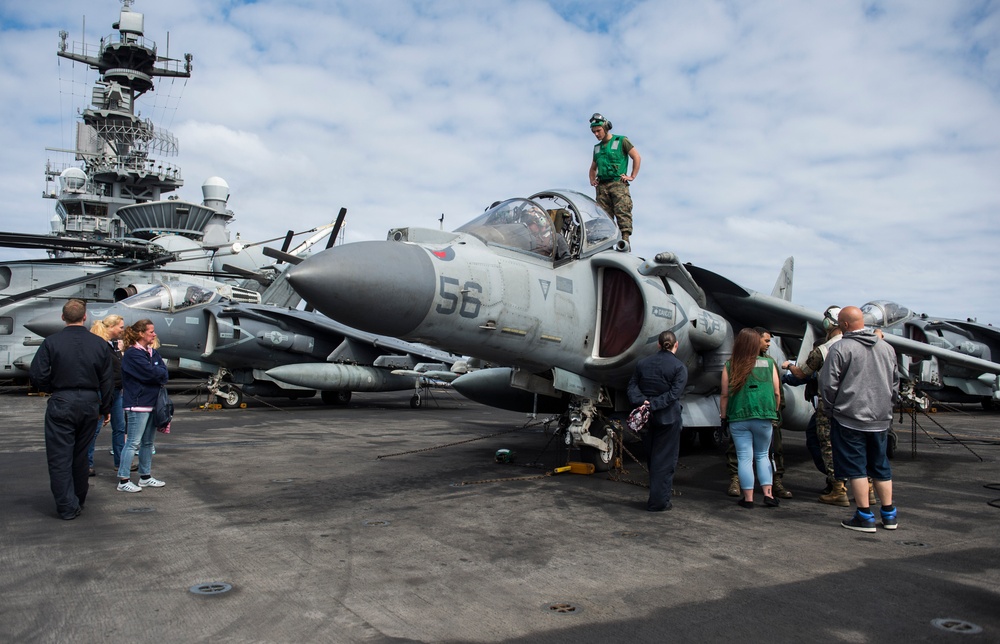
left=823, top=306, right=843, bottom=331
left=589, top=112, right=612, bottom=131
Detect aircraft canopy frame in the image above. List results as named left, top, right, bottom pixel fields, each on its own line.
left=453, top=190, right=620, bottom=262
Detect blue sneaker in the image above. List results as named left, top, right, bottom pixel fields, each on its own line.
left=880, top=507, right=898, bottom=530
left=842, top=510, right=876, bottom=533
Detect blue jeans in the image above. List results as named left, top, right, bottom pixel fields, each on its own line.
left=730, top=419, right=774, bottom=489
left=118, top=410, right=156, bottom=479
left=89, top=390, right=124, bottom=468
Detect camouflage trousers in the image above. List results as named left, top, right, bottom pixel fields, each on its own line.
left=595, top=181, right=633, bottom=240
left=816, top=412, right=836, bottom=485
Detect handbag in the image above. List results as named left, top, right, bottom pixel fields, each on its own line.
left=627, top=402, right=650, bottom=433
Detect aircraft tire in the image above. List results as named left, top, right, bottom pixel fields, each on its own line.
left=698, top=427, right=725, bottom=451
left=410, top=395, right=422, bottom=409
left=579, top=445, right=613, bottom=472
left=217, top=386, right=243, bottom=409
left=679, top=428, right=698, bottom=451
left=321, top=390, right=352, bottom=406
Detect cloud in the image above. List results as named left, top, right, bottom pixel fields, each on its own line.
left=0, top=0, right=998, bottom=326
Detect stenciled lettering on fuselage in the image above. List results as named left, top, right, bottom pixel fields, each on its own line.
left=651, top=306, right=674, bottom=320
left=435, top=275, right=483, bottom=319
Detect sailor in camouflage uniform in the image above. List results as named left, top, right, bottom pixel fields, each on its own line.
left=588, top=113, right=641, bottom=244
left=784, top=307, right=854, bottom=505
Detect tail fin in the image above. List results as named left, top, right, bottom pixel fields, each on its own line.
left=771, top=257, right=794, bottom=302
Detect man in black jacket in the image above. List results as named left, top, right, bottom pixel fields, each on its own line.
left=627, top=331, right=688, bottom=511
left=29, top=299, right=113, bottom=520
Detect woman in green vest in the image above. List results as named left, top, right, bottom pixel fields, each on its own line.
left=720, top=328, right=781, bottom=509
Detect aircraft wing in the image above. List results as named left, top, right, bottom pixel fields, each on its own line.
left=686, top=263, right=1000, bottom=377
left=685, top=263, right=824, bottom=336
left=226, top=304, right=462, bottom=366
left=881, top=334, right=1000, bottom=375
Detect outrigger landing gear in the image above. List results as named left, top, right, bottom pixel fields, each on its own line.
left=561, top=396, right=615, bottom=471
left=409, top=380, right=425, bottom=409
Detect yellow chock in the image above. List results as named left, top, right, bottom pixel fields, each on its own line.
left=567, top=462, right=595, bottom=475
left=552, top=466, right=572, bottom=474
left=239, top=403, right=247, bottom=409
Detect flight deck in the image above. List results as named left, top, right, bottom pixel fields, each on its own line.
left=1, top=388, right=998, bottom=642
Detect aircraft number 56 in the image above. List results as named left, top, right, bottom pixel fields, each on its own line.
left=436, top=276, right=482, bottom=318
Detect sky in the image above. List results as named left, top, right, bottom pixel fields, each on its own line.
left=1, top=0, right=998, bottom=325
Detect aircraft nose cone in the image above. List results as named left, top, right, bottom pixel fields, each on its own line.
left=287, top=241, right=436, bottom=338
left=24, top=312, right=65, bottom=338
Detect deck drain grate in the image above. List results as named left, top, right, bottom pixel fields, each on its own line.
left=125, top=507, right=155, bottom=514
left=931, top=618, right=982, bottom=635
left=897, top=540, right=930, bottom=548
left=614, top=531, right=642, bottom=538
left=544, top=602, right=582, bottom=615
left=270, top=478, right=295, bottom=483
left=189, top=582, right=233, bottom=596
left=362, top=520, right=391, bottom=527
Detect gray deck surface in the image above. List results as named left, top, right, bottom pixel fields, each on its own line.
left=1, top=385, right=998, bottom=643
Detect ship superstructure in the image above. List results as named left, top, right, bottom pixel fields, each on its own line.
left=43, top=0, right=233, bottom=250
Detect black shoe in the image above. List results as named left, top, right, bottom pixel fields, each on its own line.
left=647, top=501, right=673, bottom=512
left=763, top=495, right=780, bottom=508
left=841, top=511, right=877, bottom=533
left=738, top=499, right=754, bottom=509
left=61, top=507, right=82, bottom=520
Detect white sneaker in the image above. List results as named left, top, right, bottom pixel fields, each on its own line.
left=139, top=477, right=166, bottom=488
left=117, top=481, right=142, bottom=493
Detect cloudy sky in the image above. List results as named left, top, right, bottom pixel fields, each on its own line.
left=1, top=0, right=998, bottom=324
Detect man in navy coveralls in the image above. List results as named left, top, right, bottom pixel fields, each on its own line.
left=30, top=299, right=113, bottom=520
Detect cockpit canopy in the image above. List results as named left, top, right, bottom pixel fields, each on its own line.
left=861, top=300, right=912, bottom=327
left=124, top=281, right=219, bottom=312
left=454, top=190, right=620, bottom=260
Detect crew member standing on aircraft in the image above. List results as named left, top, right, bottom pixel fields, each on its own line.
left=29, top=299, right=113, bottom=520
left=820, top=306, right=899, bottom=533
left=627, top=331, right=688, bottom=511
left=588, top=113, right=640, bottom=245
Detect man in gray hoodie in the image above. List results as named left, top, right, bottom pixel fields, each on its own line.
left=819, top=306, right=899, bottom=533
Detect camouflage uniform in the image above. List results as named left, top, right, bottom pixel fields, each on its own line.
left=801, top=338, right=841, bottom=487
left=592, top=131, right=636, bottom=241
left=595, top=180, right=634, bottom=240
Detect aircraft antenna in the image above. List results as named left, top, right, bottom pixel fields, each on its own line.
left=438, top=213, right=445, bottom=230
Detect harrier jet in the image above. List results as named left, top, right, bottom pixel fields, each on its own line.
left=284, top=189, right=1000, bottom=464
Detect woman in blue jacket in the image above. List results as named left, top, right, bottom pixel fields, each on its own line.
left=116, top=319, right=169, bottom=493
